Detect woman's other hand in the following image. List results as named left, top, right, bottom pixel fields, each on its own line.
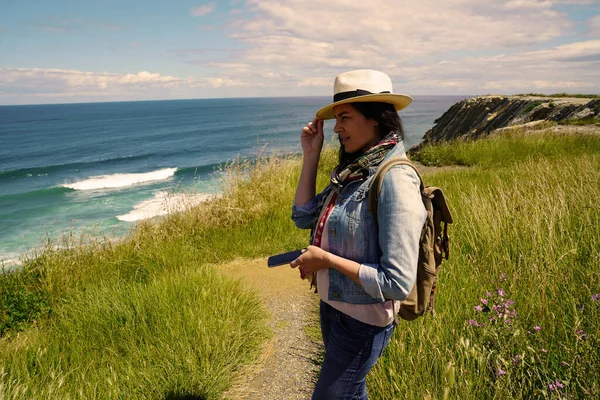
left=294, top=118, right=323, bottom=206
left=290, top=245, right=329, bottom=277
left=301, top=118, right=324, bottom=157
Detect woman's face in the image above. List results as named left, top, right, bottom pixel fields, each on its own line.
left=333, top=103, right=380, bottom=154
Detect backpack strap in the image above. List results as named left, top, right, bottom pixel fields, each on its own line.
left=368, top=157, right=423, bottom=218
left=368, top=158, right=454, bottom=259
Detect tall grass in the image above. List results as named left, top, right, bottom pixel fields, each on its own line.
left=369, top=131, right=600, bottom=399
left=1, top=268, right=266, bottom=399
left=0, top=146, right=338, bottom=399
left=411, top=129, right=600, bottom=168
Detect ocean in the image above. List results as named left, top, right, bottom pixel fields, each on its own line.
left=0, top=95, right=469, bottom=266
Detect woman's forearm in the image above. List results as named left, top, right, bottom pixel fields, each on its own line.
left=325, top=251, right=362, bottom=285
left=294, top=153, right=320, bottom=206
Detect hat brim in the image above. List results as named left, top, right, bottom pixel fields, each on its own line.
left=315, top=93, right=413, bottom=120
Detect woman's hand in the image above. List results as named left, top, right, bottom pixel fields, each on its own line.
left=301, top=118, right=324, bottom=157
left=290, top=245, right=363, bottom=285
left=290, top=245, right=329, bottom=278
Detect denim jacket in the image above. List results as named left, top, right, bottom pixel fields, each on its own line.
left=291, top=144, right=427, bottom=305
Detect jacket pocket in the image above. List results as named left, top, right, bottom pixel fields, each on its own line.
left=345, top=186, right=372, bottom=260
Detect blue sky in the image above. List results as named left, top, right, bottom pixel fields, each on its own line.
left=1, top=0, right=599, bottom=104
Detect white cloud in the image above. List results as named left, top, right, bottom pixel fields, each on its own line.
left=205, top=77, right=246, bottom=87
left=204, top=0, right=598, bottom=95
left=297, top=77, right=334, bottom=87
left=214, top=0, right=573, bottom=79
left=553, top=0, right=595, bottom=3
left=0, top=68, right=249, bottom=104
left=233, top=0, right=569, bottom=60
left=388, top=40, right=600, bottom=94
left=191, top=4, right=215, bottom=17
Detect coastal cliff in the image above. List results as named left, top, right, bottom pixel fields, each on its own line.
left=411, top=95, right=600, bottom=150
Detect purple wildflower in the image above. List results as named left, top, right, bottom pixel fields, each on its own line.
left=486, top=291, right=492, bottom=297
left=549, top=383, right=556, bottom=391
left=534, top=325, right=541, bottom=332
left=474, top=305, right=483, bottom=312
left=555, top=381, right=564, bottom=389
left=505, top=319, right=511, bottom=324
left=513, top=355, right=520, bottom=364
left=593, top=293, right=599, bottom=302
left=576, top=329, right=589, bottom=340
left=469, top=319, right=486, bottom=328
left=499, top=273, right=507, bottom=282
left=496, top=368, right=506, bottom=377
left=481, top=298, right=488, bottom=305
left=497, top=288, right=505, bottom=297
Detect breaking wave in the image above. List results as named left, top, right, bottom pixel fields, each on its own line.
left=62, top=168, right=177, bottom=191
left=116, top=191, right=214, bottom=222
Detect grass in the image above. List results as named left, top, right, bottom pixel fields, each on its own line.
left=0, top=146, right=338, bottom=399
left=1, top=269, right=266, bottom=399
left=520, top=100, right=543, bottom=114
left=1, top=130, right=599, bottom=399
left=410, top=128, right=600, bottom=168
left=559, top=117, right=600, bottom=126
left=369, top=130, right=600, bottom=399
left=514, top=93, right=600, bottom=99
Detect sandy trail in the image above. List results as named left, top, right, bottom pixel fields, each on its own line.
left=217, top=258, right=321, bottom=400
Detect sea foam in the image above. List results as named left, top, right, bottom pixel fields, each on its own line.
left=62, top=168, right=177, bottom=191
left=0, top=252, right=24, bottom=270
left=117, top=191, right=213, bottom=222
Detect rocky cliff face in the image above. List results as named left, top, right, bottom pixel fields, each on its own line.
left=411, top=96, right=600, bottom=150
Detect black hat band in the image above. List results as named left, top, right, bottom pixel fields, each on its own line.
left=333, top=89, right=391, bottom=103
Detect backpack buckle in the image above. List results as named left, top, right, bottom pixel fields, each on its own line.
left=443, top=235, right=450, bottom=260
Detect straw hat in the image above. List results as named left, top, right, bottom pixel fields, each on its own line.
left=316, top=69, right=412, bottom=120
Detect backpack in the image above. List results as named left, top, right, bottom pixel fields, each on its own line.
left=368, top=158, right=453, bottom=321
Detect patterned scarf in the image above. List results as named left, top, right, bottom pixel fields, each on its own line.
left=330, top=138, right=398, bottom=191
left=315, top=137, right=398, bottom=244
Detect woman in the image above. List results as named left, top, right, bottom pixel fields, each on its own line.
left=290, top=70, right=427, bottom=399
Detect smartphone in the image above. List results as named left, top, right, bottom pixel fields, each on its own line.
left=267, top=249, right=304, bottom=268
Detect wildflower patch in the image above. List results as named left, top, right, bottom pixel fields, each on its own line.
left=463, top=274, right=599, bottom=398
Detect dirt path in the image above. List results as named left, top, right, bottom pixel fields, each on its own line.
left=217, top=258, right=322, bottom=400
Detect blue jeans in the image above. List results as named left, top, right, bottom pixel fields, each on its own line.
left=312, top=301, right=395, bottom=400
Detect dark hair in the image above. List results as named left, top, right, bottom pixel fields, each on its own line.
left=337, top=102, right=405, bottom=166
